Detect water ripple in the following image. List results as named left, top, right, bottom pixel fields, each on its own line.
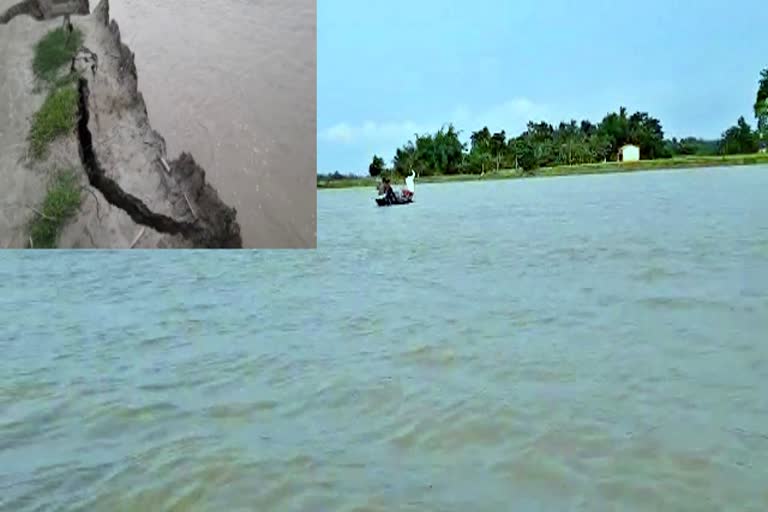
left=2, top=167, right=768, bottom=510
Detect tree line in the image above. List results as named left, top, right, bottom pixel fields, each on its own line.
left=362, top=68, right=768, bottom=178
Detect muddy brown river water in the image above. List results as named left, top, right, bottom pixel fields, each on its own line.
left=110, top=0, right=316, bottom=248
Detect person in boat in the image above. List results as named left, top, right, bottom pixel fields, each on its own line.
left=376, top=176, right=389, bottom=195
left=401, top=170, right=415, bottom=200
left=377, top=176, right=398, bottom=204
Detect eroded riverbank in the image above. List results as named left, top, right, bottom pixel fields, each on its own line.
left=109, top=0, right=317, bottom=248
left=0, top=0, right=241, bottom=248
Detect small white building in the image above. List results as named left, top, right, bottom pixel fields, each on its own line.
left=618, top=144, right=640, bottom=162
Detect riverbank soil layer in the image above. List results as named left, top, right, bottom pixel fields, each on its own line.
left=0, top=0, right=242, bottom=248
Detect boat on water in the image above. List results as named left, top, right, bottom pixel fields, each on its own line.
left=375, top=171, right=416, bottom=207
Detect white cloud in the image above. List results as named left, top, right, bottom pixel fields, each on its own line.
left=322, top=122, right=355, bottom=143
left=320, top=96, right=549, bottom=147
left=320, top=119, right=429, bottom=145
left=318, top=97, right=554, bottom=172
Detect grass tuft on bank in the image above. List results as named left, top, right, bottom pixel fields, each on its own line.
left=28, top=85, right=78, bottom=159
left=29, top=169, right=82, bottom=249
left=32, top=26, right=83, bottom=84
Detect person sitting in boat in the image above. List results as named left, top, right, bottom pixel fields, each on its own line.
left=377, top=176, right=398, bottom=204
left=376, top=176, right=388, bottom=195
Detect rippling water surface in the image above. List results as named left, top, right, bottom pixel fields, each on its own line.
left=2, top=167, right=768, bottom=511
left=109, top=0, right=316, bottom=248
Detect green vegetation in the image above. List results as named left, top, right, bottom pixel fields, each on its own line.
left=318, top=153, right=768, bottom=189
left=29, top=169, right=82, bottom=248
left=24, top=27, right=85, bottom=247
left=27, top=27, right=84, bottom=159
left=369, top=155, right=386, bottom=177
left=319, top=67, right=768, bottom=188
left=371, top=105, right=766, bottom=180
left=755, top=68, right=768, bottom=144
left=368, top=107, right=676, bottom=179
left=32, top=26, right=83, bottom=84
left=28, top=85, right=78, bottom=159
left=719, top=116, right=760, bottom=155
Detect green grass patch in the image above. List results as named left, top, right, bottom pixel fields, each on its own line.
left=32, top=26, right=83, bottom=84
left=28, top=85, right=78, bottom=159
left=29, top=169, right=82, bottom=249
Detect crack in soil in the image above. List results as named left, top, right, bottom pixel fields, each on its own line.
left=5, top=0, right=242, bottom=248
left=0, top=0, right=89, bottom=24
left=76, top=77, right=206, bottom=242
left=0, top=0, right=44, bottom=23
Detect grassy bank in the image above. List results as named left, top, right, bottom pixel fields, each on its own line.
left=27, top=26, right=83, bottom=159
left=28, top=84, right=78, bottom=158
left=28, top=169, right=82, bottom=248
left=317, top=153, right=768, bottom=189
left=25, top=27, right=84, bottom=247
left=33, top=26, right=83, bottom=84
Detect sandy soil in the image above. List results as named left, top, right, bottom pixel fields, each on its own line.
left=0, top=13, right=50, bottom=247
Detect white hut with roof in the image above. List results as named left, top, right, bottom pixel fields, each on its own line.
left=618, top=144, right=640, bottom=162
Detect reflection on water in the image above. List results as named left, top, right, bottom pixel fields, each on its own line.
left=109, top=0, right=316, bottom=248
left=2, top=167, right=768, bottom=510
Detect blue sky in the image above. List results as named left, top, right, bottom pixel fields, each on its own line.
left=318, top=0, right=768, bottom=174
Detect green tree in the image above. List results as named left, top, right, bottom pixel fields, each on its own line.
left=627, top=111, right=667, bottom=159
left=393, top=142, right=417, bottom=176
left=392, top=124, right=465, bottom=176
left=719, top=116, right=759, bottom=155
left=579, top=120, right=596, bottom=137
left=368, top=155, right=386, bottom=177
left=430, top=124, right=465, bottom=174
left=521, top=121, right=556, bottom=167
left=490, top=130, right=507, bottom=154
left=553, top=120, right=592, bottom=165
left=666, top=137, right=719, bottom=157
left=461, top=149, right=493, bottom=174
left=467, top=126, right=508, bottom=173
left=511, top=138, right=537, bottom=173
left=470, top=127, right=492, bottom=153
left=589, top=133, right=614, bottom=162
left=597, top=107, right=630, bottom=155
left=755, top=68, right=768, bottom=144
left=490, top=130, right=507, bottom=171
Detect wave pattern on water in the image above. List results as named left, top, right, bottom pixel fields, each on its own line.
left=1, top=167, right=768, bottom=510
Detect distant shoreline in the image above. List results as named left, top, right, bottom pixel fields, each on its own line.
left=317, top=153, right=768, bottom=189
